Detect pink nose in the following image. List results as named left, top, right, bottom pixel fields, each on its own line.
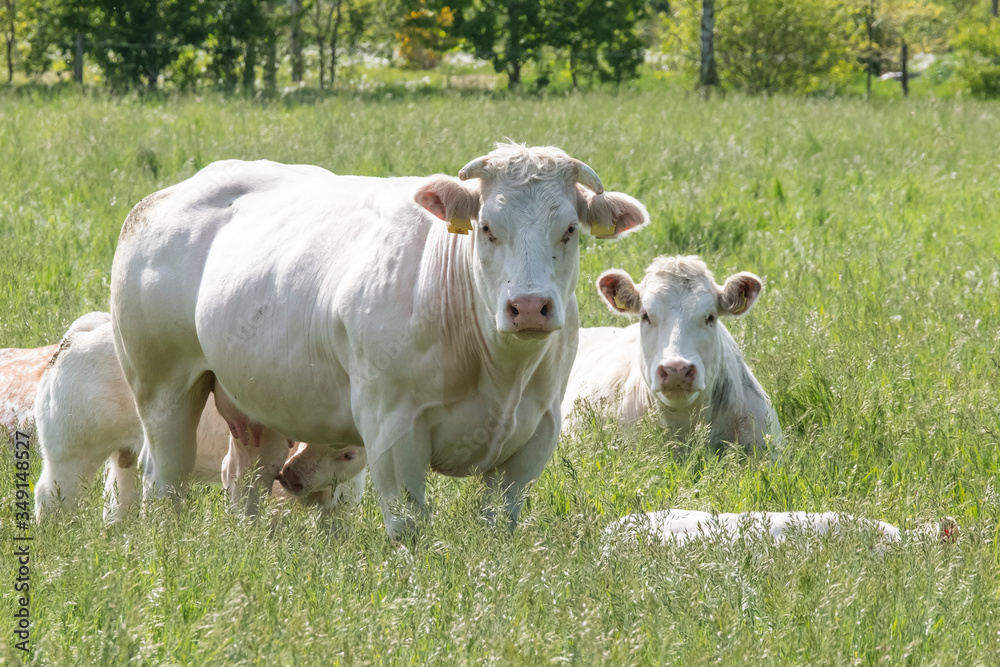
left=657, top=361, right=697, bottom=390
left=276, top=466, right=303, bottom=494
left=506, top=296, right=554, bottom=331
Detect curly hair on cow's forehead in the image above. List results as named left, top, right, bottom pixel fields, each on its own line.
left=644, top=255, right=716, bottom=285
left=480, top=142, right=578, bottom=182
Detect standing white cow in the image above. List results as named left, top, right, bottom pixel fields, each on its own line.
left=561, top=255, right=781, bottom=451
left=33, top=319, right=367, bottom=522
left=110, top=143, right=649, bottom=536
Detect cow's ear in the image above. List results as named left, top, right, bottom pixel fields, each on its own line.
left=718, top=272, right=762, bottom=317
left=415, top=176, right=481, bottom=230
left=577, top=187, right=651, bottom=239
left=597, top=269, right=642, bottom=316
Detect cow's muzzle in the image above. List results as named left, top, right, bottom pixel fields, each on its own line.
left=500, top=295, right=561, bottom=335
left=275, top=467, right=304, bottom=494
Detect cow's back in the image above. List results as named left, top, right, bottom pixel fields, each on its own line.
left=561, top=325, right=650, bottom=429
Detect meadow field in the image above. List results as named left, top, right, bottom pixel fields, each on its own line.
left=1, top=88, right=999, bottom=664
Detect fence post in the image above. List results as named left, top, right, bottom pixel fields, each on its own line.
left=74, top=33, right=84, bottom=84
left=901, top=41, right=908, bottom=97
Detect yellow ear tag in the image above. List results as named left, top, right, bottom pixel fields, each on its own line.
left=447, top=217, right=473, bottom=235
left=590, top=221, right=616, bottom=238
left=614, top=295, right=629, bottom=311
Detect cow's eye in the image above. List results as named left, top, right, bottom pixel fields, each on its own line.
left=705, top=314, right=716, bottom=326
left=340, top=452, right=355, bottom=461
left=481, top=224, right=496, bottom=242
left=561, top=225, right=577, bottom=244
left=640, top=311, right=650, bottom=323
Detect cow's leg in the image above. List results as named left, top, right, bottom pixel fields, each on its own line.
left=34, top=448, right=108, bottom=521
left=367, top=426, right=430, bottom=539
left=134, top=374, right=213, bottom=502
left=483, top=410, right=559, bottom=530
left=221, top=429, right=289, bottom=517
left=103, top=448, right=140, bottom=523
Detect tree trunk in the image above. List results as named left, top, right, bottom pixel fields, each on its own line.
left=508, top=59, right=521, bottom=88
left=993, top=0, right=998, bottom=18
left=506, top=1, right=521, bottom=89
left=866, top=71, right=871, bottom=99
left=318, top=39, right=326, bottom=89
left=289, top=0, right=303, bottom=83
left=264, top=36, right=277, bottom=92
left=329, top=0, right=343, bottom=89
left=699, top=0, right=718, bottom=91
left=5, top=9, right=14, bottom=84
left=74, top=33, right=84, bottom=84
left=242, top=40, right=257, bottom=93
left=901, top=41, right=908, bottom=97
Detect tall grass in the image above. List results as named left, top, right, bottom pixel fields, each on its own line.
left=1, top=89, right=999, bottom=664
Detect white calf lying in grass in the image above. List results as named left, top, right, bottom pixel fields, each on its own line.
left=562, top=255, right=781, bottom=452
left=603, top=509, right=958, bottom=551
left=34, top=316, right=366, bottom=522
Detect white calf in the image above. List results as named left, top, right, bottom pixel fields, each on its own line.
left=603, top=509, right=958, bottom=550
left=1, top=312, right=110, bottom=440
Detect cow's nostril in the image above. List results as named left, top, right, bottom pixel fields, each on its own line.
left=278, top=468, right=304, bottom=493
left=510, top=306, right=519, bottom=317
left=540, top=304, right=549, bottom=317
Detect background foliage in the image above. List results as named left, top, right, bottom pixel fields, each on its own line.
left=3, top=0, right=1000, bottom=95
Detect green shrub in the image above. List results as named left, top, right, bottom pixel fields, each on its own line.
left=952, top=18, right=1000, bottom=98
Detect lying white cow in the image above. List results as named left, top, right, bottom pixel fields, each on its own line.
left=603, top=509, right=959, bottom=549
left=34, top=319, right=366, bottom=522
left=110, top=143, right=649, bottom=536
left=1, top=311, right=110, bottom=441
left=562, top=255, right=781, bottom=451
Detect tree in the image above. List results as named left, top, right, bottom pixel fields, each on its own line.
left=206, top=0, right=274, bottom=92
left=953, top=17, right=1000, bottom=97
left=452, top=0, right=545, bottom=88
left=661, top=0, right=856, bottom=94
left=2, top=0, right=16, bottom=82
left=289, top=0, right=303, bottom=82
left=396, top=1, right=457, bottom=70
left=699, top=0, right=718, bottom=90
left=547, top=0, right=648, bottom=86
left=57, top=0, right=210, bottom=90
left=303, top=0, right=379, bottom=89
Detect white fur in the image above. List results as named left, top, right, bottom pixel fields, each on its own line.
left=33, top=320, right=365, bottom=522
left=603, top=509, right=902, bottom=548
left=562, top=255, right=782, bottom=450
left=603, top=509, right=958, bottom=553
left=109, top=146, right=649, bottom=537
left=1, top=312, right=110, bottom=439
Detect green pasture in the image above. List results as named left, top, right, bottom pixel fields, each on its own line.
left=1, top=89, right=999, bottom=664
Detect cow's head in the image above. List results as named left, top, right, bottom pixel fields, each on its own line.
left=415, top=143, right=649, bottom=341
left=276, top=442, right=367, bottom=498
left=597, top=256, right=762, bottom=409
